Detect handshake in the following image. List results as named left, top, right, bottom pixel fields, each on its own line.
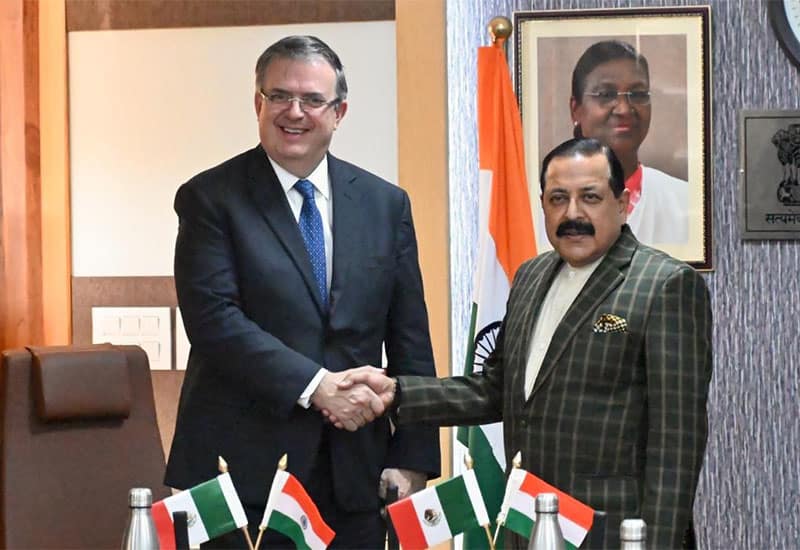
left=310, top=366, right=397, bottom=432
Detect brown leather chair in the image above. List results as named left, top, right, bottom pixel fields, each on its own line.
left=0, top=344, right=171, bottom=548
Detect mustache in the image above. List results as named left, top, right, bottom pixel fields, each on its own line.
left=556, top=219, right=595, bottom=237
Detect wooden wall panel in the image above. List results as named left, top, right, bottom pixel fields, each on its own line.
left=396, top=0, right=450, bottom=483
left=152, top=370, right=184, bottom=458
left=39, top=0, right=72, bottom=345
left=66, top=0, right=394, bottom=31
left=0, top=0, right=44, bottom=349
left=71, top=276, right=178, bottom=345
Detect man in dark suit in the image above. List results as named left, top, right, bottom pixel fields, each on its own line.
left=164, top=35, right=440, bottom=548
left=339, top=138, right=712, bottom=548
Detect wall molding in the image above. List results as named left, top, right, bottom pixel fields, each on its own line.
left=66, top=0, right=394, bottom=31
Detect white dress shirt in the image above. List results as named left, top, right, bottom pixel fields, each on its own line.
left=266, top=155, right=332, bottom=408
left=524, top=256, right=604, bottom=398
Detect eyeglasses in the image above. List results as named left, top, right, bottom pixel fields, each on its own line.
left=584, top=90, right=651, bottom=107
left=259, top=89, right=340, bottom=112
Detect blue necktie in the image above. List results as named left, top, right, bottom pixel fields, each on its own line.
left=295, top=179, right=328, bottom=309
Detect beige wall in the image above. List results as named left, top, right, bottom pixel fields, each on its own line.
left=68, top=21, right=398, bottom=277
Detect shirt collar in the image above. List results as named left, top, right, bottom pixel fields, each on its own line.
left=267, top=155, right=331, bottom=201
left=561, top=254, right=605, bottom=278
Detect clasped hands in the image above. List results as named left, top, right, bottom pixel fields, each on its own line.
left=310, top=366, right=396, bottom=431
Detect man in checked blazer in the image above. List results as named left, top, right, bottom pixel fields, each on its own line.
left=165, top=36, right=439, bottom=548
left=340, top=138, right=712, bottom=548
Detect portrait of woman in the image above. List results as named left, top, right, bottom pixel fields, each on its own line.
left=570, top=40, right=688, bottom=245
left=516, top=9, right=710, bottom=266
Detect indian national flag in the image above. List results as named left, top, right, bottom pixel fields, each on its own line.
left=260, top=469, right=334, bottom=550
left=498, top=469, right=594, bottom=549
left=456, top=35, right=537, bottom=550
left=152, top=472, right=248, bottom=549
left=387, top=469, right=490, bottom=550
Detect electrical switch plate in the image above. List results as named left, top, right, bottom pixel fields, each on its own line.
left=91, top=306, right=172, bottom=370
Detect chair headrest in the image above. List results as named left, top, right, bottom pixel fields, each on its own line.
left=28, top=346, right=132, bottom=421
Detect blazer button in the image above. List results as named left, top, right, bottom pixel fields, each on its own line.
left=520, top=419, right=528, bottom=427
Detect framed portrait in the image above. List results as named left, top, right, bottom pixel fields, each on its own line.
left=514, top=6, right=712, bottom=270
left=739, top=110, right=800, bottom=239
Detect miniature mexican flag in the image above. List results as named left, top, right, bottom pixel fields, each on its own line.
left=152, top=472, right=248, bottom=549
left=387, top=469, right=490, bottom=550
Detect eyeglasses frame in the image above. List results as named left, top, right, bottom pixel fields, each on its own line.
left=258, top=88, right=341, bottom=112
left=583, top=90, right=652, bottom=107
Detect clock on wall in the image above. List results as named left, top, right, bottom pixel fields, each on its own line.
left=769, top=0, right=800, bottom=68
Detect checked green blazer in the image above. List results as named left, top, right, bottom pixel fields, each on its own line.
left=397, top=226, right=712, bottom=549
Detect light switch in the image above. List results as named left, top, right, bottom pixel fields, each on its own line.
left=120, top=316, right=140, bottom=336
left=139, top=341, right=161, bottom=361
left=140, top=315, right=161, bottom=335
left=101, top=316, right=121, bottom=336
left=91, top=306, right=172, bottom=370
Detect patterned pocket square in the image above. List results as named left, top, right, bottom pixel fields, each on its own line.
left=592, top=313, right=628, bottom=334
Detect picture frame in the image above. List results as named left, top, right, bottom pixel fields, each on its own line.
left=514, top=6, right=712, bottom=270
left=739, top=110, right=800, bottom=240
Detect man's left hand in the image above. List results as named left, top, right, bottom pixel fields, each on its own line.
left=379, top=468, right=427, bottom=500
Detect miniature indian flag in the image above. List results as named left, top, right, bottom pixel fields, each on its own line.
left=498, top=468, right=594, bottom=549
left=387, top=469, right=490, bottom=550
left=260, top=469, right=334, bottom=550
left=151, top=472, right=248, bottom=549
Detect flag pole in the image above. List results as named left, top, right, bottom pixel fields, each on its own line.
left=493, top=450, right=522, bottom=545
left=254, top=454, right=288, bottom=550
left=464, top=452, right=496, bottom=550
left=218, top=456, right=256, bottom=550
left=483, top=18, right=514, bottom=549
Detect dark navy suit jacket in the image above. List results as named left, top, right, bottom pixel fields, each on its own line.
left=165, top=145, right=440, bottom=511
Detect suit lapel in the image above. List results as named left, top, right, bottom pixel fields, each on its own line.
left=508, top=253, right=562, bottom=396
left=529, top=227, right=638, bottom=397
left=328, top=154, right=361, bottom=316
left=245, top=146, right=326, bottom=315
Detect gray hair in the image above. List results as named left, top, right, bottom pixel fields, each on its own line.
left=255, top=35, right=348, bottom=101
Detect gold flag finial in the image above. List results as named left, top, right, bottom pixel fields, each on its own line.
left=218, top=456, right=229, bottom=473
left=278, top=454, right=288, bottom=471
left=512, top=451, right=522, bottom=469
left=488, top=16, right=512, bottom=46
left=464, top=452, right=474, bottom=469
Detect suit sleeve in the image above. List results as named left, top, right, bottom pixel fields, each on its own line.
left=381, top=192, right=441, bottom=477
left=395, top=328, right=505, bottom=427
left=174, top=181, right=322, bottom=417
left=642, top=265, right=712, bottom=548
left=392, top=260, right=524, bottom=427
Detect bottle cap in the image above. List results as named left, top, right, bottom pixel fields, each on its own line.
left=535, top=492, right=559, bottom=513
left=128, top=487, right=153, bottom=508
left=620, top=518, right=647, bottom=541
